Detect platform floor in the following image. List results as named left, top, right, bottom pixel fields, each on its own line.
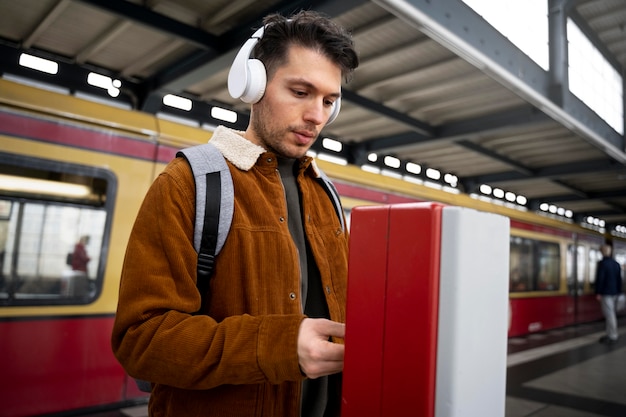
left=90, top=319, right=626, bottom=417
left=506, top=319, right=626, bottom=417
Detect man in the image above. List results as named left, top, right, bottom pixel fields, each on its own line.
left=112, top=11, right=358, bottom=417
left=595, top=243, right=623, bottom=344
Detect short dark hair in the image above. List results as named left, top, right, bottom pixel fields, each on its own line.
left=254, top=10, right=359, bottom=83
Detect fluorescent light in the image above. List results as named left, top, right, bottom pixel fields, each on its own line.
left=322, top=138, right=342, bottom=152
left=211, top=106, right=237, bottom=123
left=444, top=173, right=458, bottom=186
left=426, top=168, right=441, bottom=180
left=384, top=156, right=400, bottom=168
left=87, top=72, right=121, bottom=97
left=480, top=184, right=492, bottom=195
left=0, top=174, right=90, bottom=198
left=406, top=162, right=421, bottom=174
left=87, top=72, right=113, bottom=89
left=367, top=153, right=378, bottom=162
left=19, top=53, right=58, bottom=74
left=163, top=94, right=192, bottom=111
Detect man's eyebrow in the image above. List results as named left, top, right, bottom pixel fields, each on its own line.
left=287, top=78, right=342, bottom=98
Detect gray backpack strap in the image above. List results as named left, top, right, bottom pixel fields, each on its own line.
left=317, top=169, right=345, bottom=233
left=176, top=143, right=234, bottom=256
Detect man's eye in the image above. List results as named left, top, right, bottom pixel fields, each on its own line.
left=293, top=90, right=307, bottom=97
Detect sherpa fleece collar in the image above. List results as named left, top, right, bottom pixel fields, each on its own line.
left=209, top=125, right=322, bottom=177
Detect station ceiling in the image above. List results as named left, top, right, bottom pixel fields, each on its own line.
left=0, top=0, right=625, bottom=231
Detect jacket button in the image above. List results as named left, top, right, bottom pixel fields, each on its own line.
left=325, top=286, right=331, bottom=294
left=289, top=292, right=297, bottom=300
left=266, top=157, right=273, bottom=163
left=279, top=217, right=285, bottom=222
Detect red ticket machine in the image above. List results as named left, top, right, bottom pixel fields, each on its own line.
left=342, top=202, right=509, bottom=417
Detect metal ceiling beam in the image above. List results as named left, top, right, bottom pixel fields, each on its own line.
left=456, top=140, right=533, bottom=176
left=156, top=0, right=367, bottom=91
left=342, top=90, right=434, bottom=136
left=532, top=188, right=626, bottom=203
left=372, top=0, right=626, bottom=164
left=436, top=106, right=551, bottom=139
left=134, top=0, right=367, bottom=106
left=462, top=158, right=624, bottom=185
left=77, top=0, right=220, bottom=49
left=359, top=106, right=550, bottom=155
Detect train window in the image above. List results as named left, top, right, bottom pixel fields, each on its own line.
left=510, top=236, right=532, bottom=291
left=588, top=247, right=602, bottom=288
left=0, top=153, right=116, bottom=306
left=510, top=236, right=560, bottom=292
left=566, top=244, right=586, bottom=294
left=536, top=241, right=560, bottom=290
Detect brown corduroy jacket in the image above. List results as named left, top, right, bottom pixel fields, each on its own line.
left=111, top=126, right=349, bottom=417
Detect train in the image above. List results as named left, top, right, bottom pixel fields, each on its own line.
left=1, top=78, right=624, bottom=416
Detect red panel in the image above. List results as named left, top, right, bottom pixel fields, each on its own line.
left=382, top=203, right=442, bottom=417
left=0, top=316, right=147, bottom=417
left=576, top=294, right=604, bottom=323
left=342, top=206, right=390, bottom=416
left=508, top=296, right=574, bottom=337
left=342, top=202, right=442, bottom=417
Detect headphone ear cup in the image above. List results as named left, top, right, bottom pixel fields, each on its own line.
left=240, top=59, right=267, bottom=104
left=327, top=96, right=341, bottom=125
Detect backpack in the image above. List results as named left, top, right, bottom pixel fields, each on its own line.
left=135, top=142, right=345, bottom=392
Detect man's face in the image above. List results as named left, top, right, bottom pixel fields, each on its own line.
left=246, top=44, right=343, bottom=159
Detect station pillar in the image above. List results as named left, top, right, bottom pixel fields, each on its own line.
left=342, top=202, right=510, bottom=417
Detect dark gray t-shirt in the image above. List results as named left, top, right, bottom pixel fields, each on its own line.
left=277, top=158, right=339, bottom=417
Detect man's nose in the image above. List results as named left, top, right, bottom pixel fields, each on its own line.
left=303, top=99, right=327, bottom=125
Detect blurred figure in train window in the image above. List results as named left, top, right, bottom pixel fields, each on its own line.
left=509, top=267, right=527, bottom=291
left=71, top=235, right=91, bottom=276
left=595, top=244, right=623, bottom=344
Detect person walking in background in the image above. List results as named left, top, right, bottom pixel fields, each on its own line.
left=595, top=243, right=623, bottom=344
left=71, top=235, right=91, bottom=275
left=112, top=10, right=358, bottom=417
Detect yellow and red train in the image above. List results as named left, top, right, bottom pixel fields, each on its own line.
left=0, top=78, right=623, bottom=416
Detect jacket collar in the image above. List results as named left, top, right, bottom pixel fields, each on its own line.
left=209, top=125, right=322, bottom=177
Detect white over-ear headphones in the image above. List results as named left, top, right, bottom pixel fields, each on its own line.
left=227, top=25, right=341, bottom=124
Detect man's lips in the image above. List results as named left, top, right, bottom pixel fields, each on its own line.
left=293, top=130, right=316, bottom=144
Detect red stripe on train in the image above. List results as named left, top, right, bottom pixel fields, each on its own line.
left=0, top=111, right=177, bottom=163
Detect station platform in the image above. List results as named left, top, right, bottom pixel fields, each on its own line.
left=85, top=319, right=625, bottom=417
left=506, top=319, right=626, bottom=417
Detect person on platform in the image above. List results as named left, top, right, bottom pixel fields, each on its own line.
left=71, top=235, right=91, bottom=275
left=595, top=243, right=623, bottom=344
left=111, top=10, right=358, bottom=417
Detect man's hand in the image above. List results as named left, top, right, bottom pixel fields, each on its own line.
left=297, top=318, right=345, bottom=379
